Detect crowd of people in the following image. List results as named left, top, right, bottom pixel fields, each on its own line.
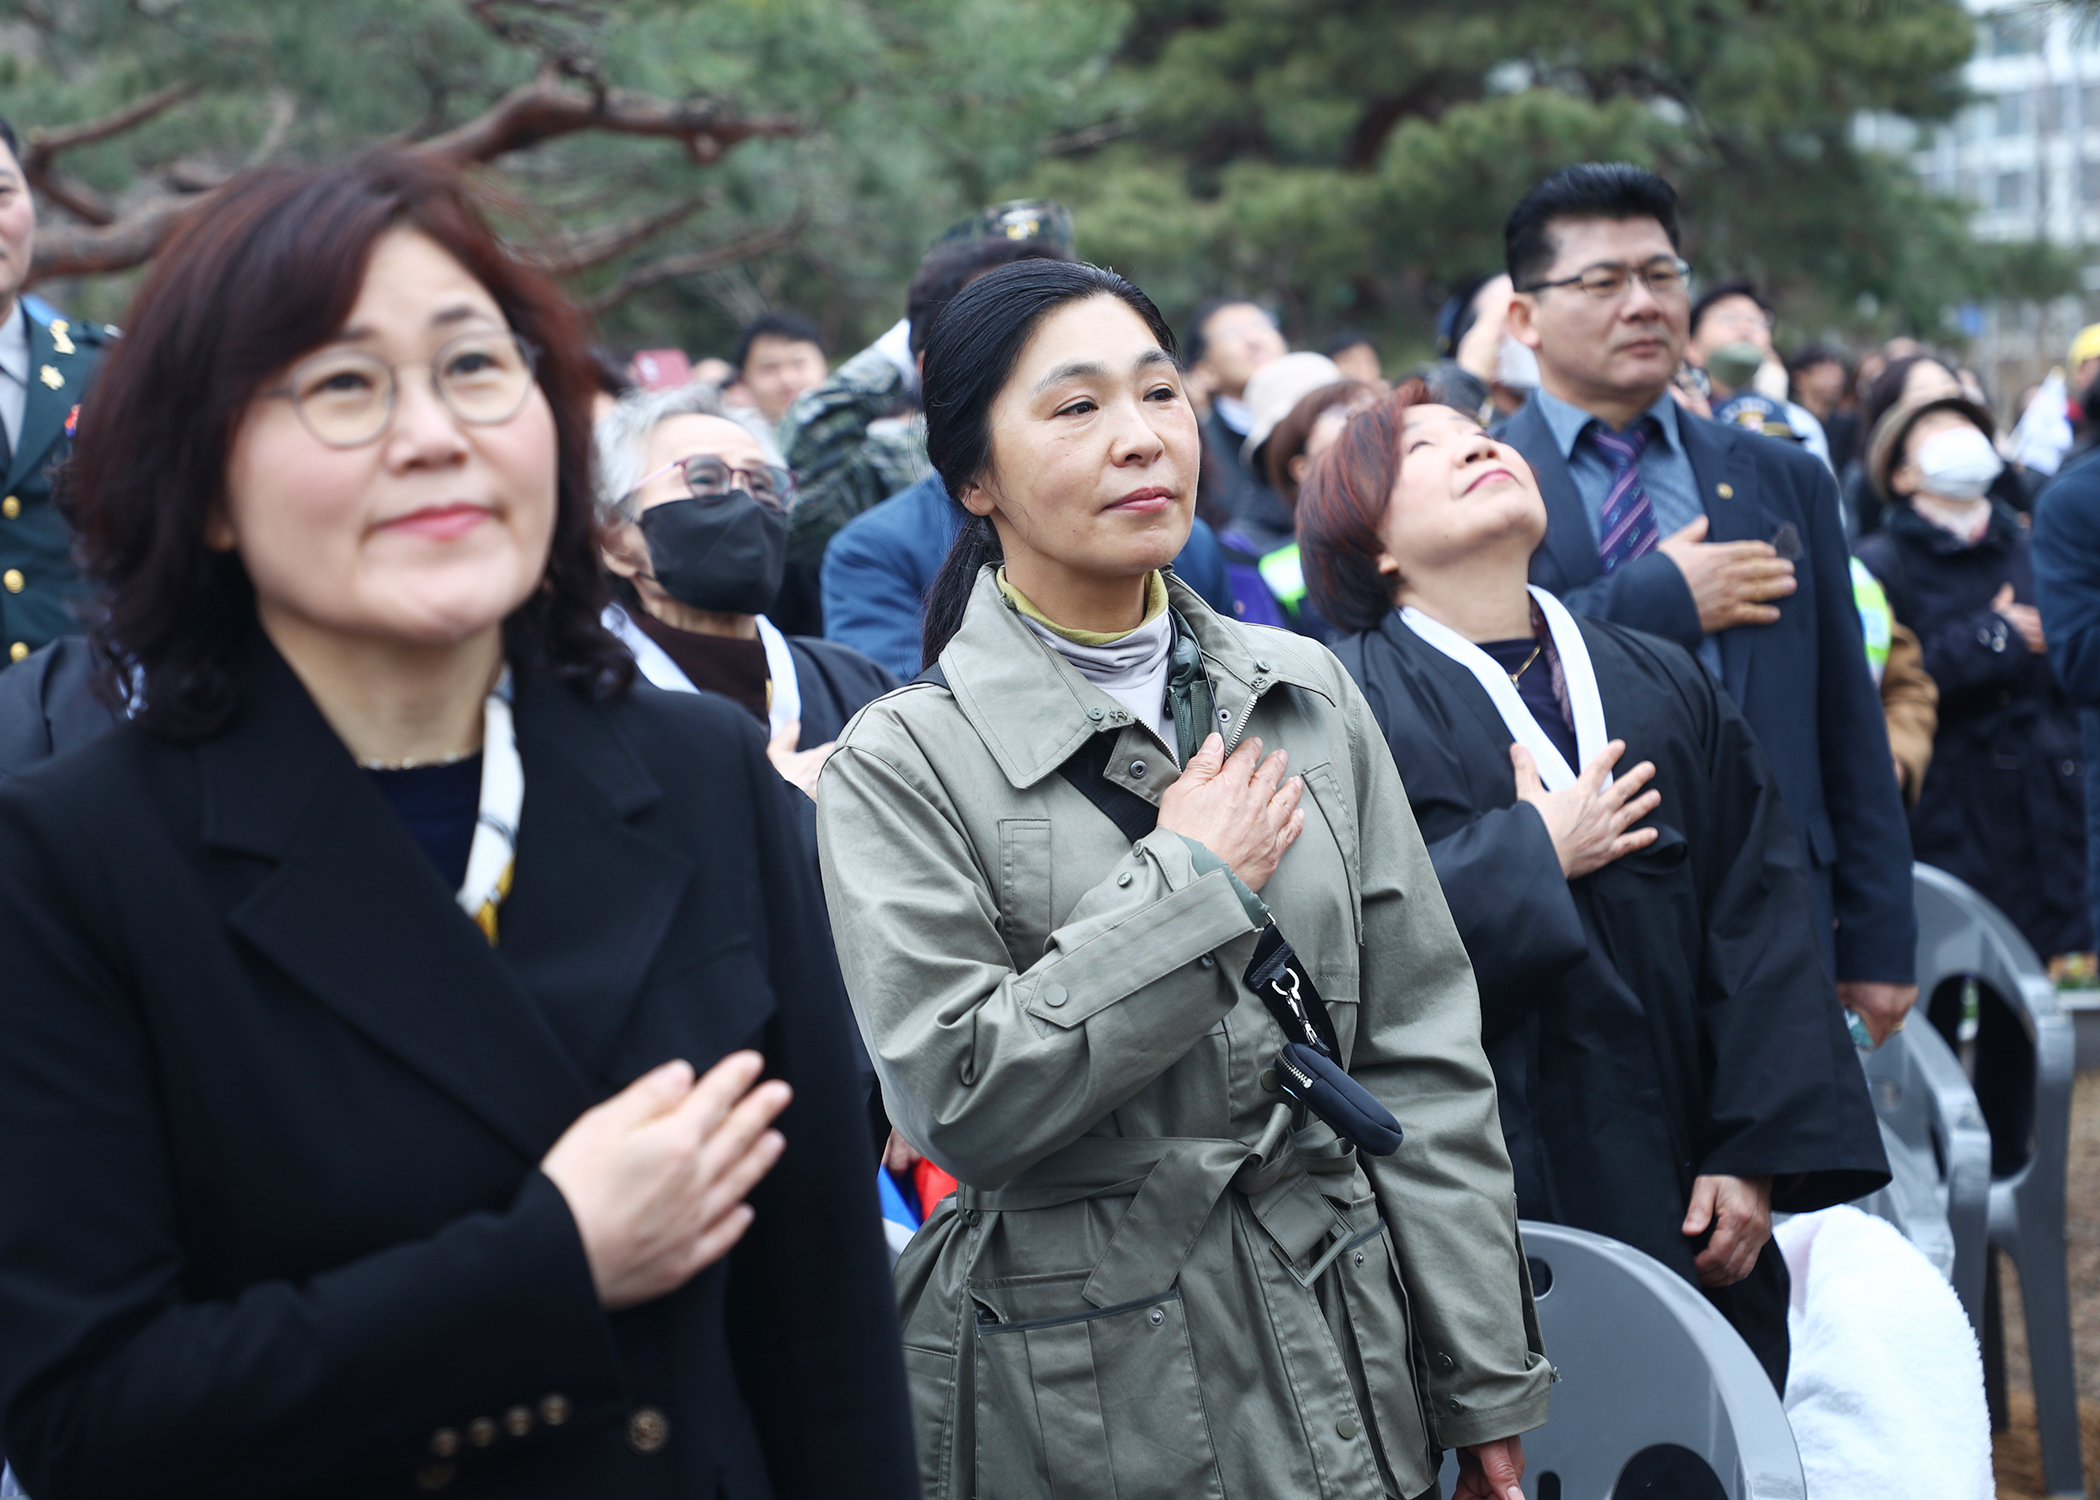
left=0, top=99, right=2059, bottom=1498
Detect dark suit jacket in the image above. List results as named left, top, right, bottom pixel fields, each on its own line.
left=1496, top=396, right=1916, bottom=984
left=0, top=636, right=918, bottom=1499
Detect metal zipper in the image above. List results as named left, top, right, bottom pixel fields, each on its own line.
left=1220, top=664, right=1272, bottom=754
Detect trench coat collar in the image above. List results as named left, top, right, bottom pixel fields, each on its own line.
left=197, top=632, right=676, bottom=1157
left=934, top=564, right=1333, bottom=791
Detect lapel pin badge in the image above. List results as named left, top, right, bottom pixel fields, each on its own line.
left=48, top=319, right=74, bottom=356
left=38, top=365, right=62, bottom=390
left=1716, top=482, right=1734, bottom=499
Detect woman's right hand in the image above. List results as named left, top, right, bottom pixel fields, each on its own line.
left=1511, top=740, right=1660, bottom=880
left=542, top=1052, right=791, bottom=1311
left=1156, top=733, right=1304, bottom=893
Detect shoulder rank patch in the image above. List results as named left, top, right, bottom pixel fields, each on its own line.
left=48, top=319, right=74, bottom=356
left=39, top=365, right=62, bottom=390
left=64, top=404, right=79, bottom=438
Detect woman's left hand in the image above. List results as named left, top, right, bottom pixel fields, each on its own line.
left=1454, top=1435, right=1526, bottom=1500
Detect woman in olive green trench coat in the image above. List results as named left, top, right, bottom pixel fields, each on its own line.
left=816, top=261, right=1550, bottom=1500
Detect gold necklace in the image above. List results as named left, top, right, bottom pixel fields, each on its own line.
left=1507, top=643, right=1543, bottom=686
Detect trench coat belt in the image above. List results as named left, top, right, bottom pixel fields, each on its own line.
left=955, top=1104, right=1367, bottom=1310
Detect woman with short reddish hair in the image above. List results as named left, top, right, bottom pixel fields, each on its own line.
left=0, top=153, right=915, bottom=1499
left=1301, top=385, right=1888, bottom=1396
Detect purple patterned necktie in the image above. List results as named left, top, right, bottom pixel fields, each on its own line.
left=1587, top=418, right=1660, bottom=574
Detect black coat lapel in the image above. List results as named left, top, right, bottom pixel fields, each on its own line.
left=1678, top=416, right=1762, bottom=697
left=204, top=641, right=592, bottom=1159
left=1503, top=400, right=1601, bottom=591
left=497, top=674, right=693, bottom=1083
left=8, top=317, right=75, bottom=491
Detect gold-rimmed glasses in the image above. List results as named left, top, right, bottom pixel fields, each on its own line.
left=265, top=330, right=542, bottom=448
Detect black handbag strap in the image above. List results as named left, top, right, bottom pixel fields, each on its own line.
left=919, top=662, right=1160, bottom=845
left=919, top=658, right=1345, bottom=1059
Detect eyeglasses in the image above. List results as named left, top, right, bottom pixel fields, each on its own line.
left=628, top=454, right=794, bottom=511
left=266, top=331, right=542, bottom=448
left=1522, top=258, right=1692, bottom=301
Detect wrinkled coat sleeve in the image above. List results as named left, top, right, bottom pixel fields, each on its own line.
left=1336, top=682, right=1553, bottom=1450
left=1421, top=805, right=1588, bottom=1045
left=820, top=512, right=934, bottom=681
left=2035, top=461, right=2100, bottom=705
left=815, top=717, right=1262, bottom=1187
left=724, top=737, right=920, bottom=1499
left=1681, top=662, right=1891, bottom=1209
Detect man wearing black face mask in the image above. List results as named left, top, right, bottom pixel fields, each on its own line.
left=597, top=386, right=897, bottom=796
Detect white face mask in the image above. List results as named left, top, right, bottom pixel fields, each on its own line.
left=1913, top=423, right=2003, bottom=502
left=1495, top=334, right=1540, bottom=392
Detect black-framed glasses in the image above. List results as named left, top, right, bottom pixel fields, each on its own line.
left=266, top=331, right=542, bottom=448
left=628, top=454, right=794, bottom=511
left=1522, top=257, right=1692, bottom=301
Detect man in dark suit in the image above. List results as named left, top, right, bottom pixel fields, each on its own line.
left=1493, top=162, right=1918, bottom=1043
left=0, top=116, right=113, bottom=668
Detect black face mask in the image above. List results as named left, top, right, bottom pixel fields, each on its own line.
left=636, top=493, right=790, bottom=616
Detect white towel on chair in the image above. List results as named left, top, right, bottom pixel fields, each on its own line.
left=1775, top=1205, right=1991, bottom=1499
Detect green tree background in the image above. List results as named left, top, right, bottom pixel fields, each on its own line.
left=0, top=0, right=2062, bottom=362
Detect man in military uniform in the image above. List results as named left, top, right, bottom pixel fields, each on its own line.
left=0, top=115, right=113, bottom=669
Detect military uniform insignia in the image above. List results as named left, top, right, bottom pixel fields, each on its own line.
left=48, top=320, right=74, bottom=356
left=64, top=404, right=79, bottom=438
left=38, top=366, right=62, bottom=390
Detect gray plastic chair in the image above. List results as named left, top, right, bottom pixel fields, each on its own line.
left=1854, top=1016, right=1991, bottom=1321
left=1911, top=862, right=2084, bottom=1497
left=1437, top=1220, right=1804, bottom=1500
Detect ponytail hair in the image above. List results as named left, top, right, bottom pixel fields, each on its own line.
left=917, top=259, right=1177, bottom=669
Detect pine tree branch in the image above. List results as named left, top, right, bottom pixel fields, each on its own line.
left=583, top=215, right=804, bottom=315
left=412, top=74, right=799, bottom=167
left=534, top=193, right=715, bottom=275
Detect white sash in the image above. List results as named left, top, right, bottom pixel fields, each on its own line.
left=1398, top=586, right=1607, bottom=791
left=603, top=603, right=801, bottom=742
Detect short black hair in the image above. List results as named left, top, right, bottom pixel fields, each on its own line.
left=0, top=118, right=17, bottom=170
left=1504, top=162, right=1680, bottom=291
left=589, top=345, right=636, bottom=399
left=732, top=310, right=825, bottom=374
left=1322, top=327, right=1376, bottom=358
left=1184, top=297, right=1273, bottom=368
left=1787, top=343, right=1844, bottom=375
left=1689, top=280, right=1771, bottom=339
left=906, top=237, right=1071, bottom=358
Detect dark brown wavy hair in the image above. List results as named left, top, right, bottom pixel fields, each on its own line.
left=66, top=150, right=631, bottom=738
left=1295, top=378, right=1434, bottom=634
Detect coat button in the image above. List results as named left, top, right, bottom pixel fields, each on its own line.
left=1129, top=759, right=1147, bottom=777
left=1117, top=871, right=1133, bottom=887
left=1336, top=1415, right=1359, bottom=1439
left=429, top=1428, right=460, bottom=1458
left=1041, top=981, right=1068, bottom=1008
left=504, top=1405, right=533, bottom=1438
left=1260, top=1068, right=1278, bottom=1091
left=1198, top=954, right=1216, bottom=968
left=1148, top=1306, right=1166, bottom=1327
left=414, top=1461, right=456, bottom=1491
left=2, top=569, right=22, bottom=593
left=539, top=1393, right=571, bottom=1426
left=1087, top=707, right=1104, bottom=721
left=1353, top=1250, right=1366, bottom=1268
left=1, top=496, right=17, bottom=519
left=8, top=643, right=25, bottom=663
left=626, top=1406, right=671, bottom=1454
left=467, top=1416, right=497, bottom=1447
left=1436, top=1352, right=1456, bottom=1372
left=1448, top=1396, right=1463, bottom=1412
